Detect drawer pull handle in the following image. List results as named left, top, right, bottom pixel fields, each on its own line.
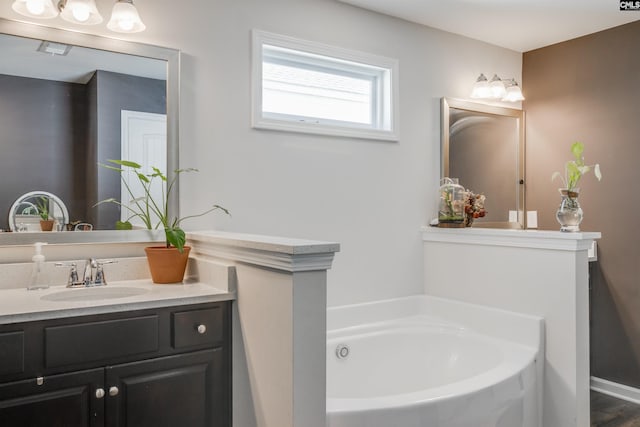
left=197, top=324, right=207, bottom=334
left=96, top=388, right=105, bottom=399
left=109, top=386, right=119, bottom=397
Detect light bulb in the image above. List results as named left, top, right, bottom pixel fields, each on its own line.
left=117, top=18, right=135, bottom=31
left=60, top=0, right=102, bottom=24
left=25, top=0, right=45, bottom=15
left=72, top=4, right=90, bottom=22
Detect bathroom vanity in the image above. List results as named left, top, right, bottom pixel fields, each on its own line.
left=0, top=279, right=233, bottom=427
left=0, top=300, right=231, bottom=426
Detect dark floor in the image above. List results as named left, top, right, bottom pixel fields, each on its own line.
left=592, top=390, right=640, bottom=426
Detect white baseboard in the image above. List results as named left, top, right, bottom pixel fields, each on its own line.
left=591, top=376, right=640, bottom=404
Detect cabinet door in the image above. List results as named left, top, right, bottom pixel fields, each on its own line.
left=0, top=368, right=104, bottom=427
left=105, top=349, right=227, bottom=427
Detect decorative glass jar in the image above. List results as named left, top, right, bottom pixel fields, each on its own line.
left=438, top=178, right=466, bottom=227
left=556, top=188, right=583, bottom=232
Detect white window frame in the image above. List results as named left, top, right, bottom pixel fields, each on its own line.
left=251, top=30, right=399, bottom=141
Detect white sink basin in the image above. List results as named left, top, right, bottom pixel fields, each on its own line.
left=41, top=286, right=148, bottom=302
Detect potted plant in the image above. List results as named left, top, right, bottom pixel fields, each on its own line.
left=551, top=142, right=602, bottom=232
left=97, top=160, right=229, bottom=283
left=36, top=196, right=54, bottom=231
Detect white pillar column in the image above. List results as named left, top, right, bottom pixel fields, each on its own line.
left=188, top=231, right=339, bottom=427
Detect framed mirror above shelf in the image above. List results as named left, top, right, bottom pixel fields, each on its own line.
left=0, top=18, right=180, bottom=246
left=441, top=98, right=525, bottom=229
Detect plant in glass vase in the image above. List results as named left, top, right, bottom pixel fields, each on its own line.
left=551, top=142, right=602, bottom=232
left=97, top=159, right=229, bottom=283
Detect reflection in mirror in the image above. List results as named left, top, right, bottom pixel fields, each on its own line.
left=9, top=191, right=69, bottom=232
left=0, top=18, right=179, bottom=245
left=441, top=98, right=525, bottom=229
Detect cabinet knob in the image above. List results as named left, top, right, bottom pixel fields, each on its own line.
left=96, top=388, right=105, bottom=399
left=197, top=324, right=207, bottom=334
left=109, top=386, right=119, bottom=397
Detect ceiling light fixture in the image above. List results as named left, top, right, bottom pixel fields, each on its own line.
left=470, top=73, right=525, bottom=102
left=37, top=40, right=73, bottom=55
left=107, top=0, right=145, bottom=33
left=11, top=0, right=146, bottom=33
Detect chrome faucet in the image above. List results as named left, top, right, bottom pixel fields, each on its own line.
left=56, top=258, right=116, bottom=288
left=83, top=258, right=98, bottom=286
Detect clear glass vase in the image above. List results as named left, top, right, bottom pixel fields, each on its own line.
left=438, top=178, right=466, bottom=227
left=556, top=188, right=583, bottom=232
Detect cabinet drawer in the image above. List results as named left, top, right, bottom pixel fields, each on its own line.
left=45, top=315, right=158, bottom=368
left=172, top=307, right=222, bottom=349
left=0, top=332, right=24, bottom=376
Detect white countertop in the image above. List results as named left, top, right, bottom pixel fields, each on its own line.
left=0, top=279, right=234, bottom=324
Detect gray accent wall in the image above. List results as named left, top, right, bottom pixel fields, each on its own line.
left=0, top=74, right=88, bottom=229
left=86, top=70, right=166, bottom=230
left=523, top=20, right=640, bottom=387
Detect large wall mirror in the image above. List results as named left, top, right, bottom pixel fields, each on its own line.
left=441, top=98, right=525, bottom=229
left=0, top=18, right=179, bottom=245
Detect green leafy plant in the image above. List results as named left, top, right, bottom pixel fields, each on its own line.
left=35, top=197, right=50, bottom=221
left=96, top=160, right=229, bottom=252
left=551, top=142, right=602, bottom=191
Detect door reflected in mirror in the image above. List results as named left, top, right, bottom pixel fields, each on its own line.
left=441, top=98, right=525, bottom=229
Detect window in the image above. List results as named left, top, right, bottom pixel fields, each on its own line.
left=252, top=30, right=399, bottom=141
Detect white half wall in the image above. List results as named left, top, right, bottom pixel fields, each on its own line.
left=422, top=227, right=600, bottom=427
left=0, top=0, right=522, bottom=306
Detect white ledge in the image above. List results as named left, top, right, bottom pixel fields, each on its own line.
left=187, top=230, right=340, bottom=272
left=421, top=226, right=601, bottom=252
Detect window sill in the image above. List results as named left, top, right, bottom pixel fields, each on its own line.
left=252, top=117, right=399, bottom=142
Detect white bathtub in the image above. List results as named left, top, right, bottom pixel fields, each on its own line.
left=326, top=295, right=543, bottom=427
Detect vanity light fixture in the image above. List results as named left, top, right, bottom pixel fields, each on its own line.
left=489, top=74, right=507, bottom=99
left=59, top=0, right=102, bottom=25
left=470, top=73, right=491, bottom=99
left=11, top=0, right=59, bottom=19
left=11, top=0, right=146, bottom=33
left=107, top=0, right=145, bottom=33
left=470, top=73, right=525, bottom=102
left=502, top=79, right=525, bottom=102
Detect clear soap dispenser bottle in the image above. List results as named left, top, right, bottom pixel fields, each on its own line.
left=28, top=242, right=49, bottom=290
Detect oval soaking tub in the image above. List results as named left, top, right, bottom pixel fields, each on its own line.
left=327, top=295, right=543, bottom=427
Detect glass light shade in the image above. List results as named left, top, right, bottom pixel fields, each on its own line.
left=12, top=0, right=58, bottom=18
left=107, top=0, right=146, bottom=33
left=489, top=74, right=507, bottom=99
left=60, top=0, right=103, bottom=25
left=502, top=82, right=525, bottom=102
left=470, top=73, right=491, bottom=99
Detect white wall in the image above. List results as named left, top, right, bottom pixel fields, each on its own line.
left=0, top=0, right=522, bottom=306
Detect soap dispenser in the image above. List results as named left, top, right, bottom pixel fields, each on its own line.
left=28, top=242, right=49, bottom=290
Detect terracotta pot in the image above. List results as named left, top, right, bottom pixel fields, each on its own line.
left=40, top=220, right=54, bottom=231
left=144, top=246, right=191, bottom=284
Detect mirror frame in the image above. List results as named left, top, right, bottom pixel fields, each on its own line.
left=0, top=18, right=180, bottom=245
left=441, top=97, right=526, bottom=229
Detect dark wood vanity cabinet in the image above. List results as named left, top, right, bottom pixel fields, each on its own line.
left=0, top=301, right=232, bottom=427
